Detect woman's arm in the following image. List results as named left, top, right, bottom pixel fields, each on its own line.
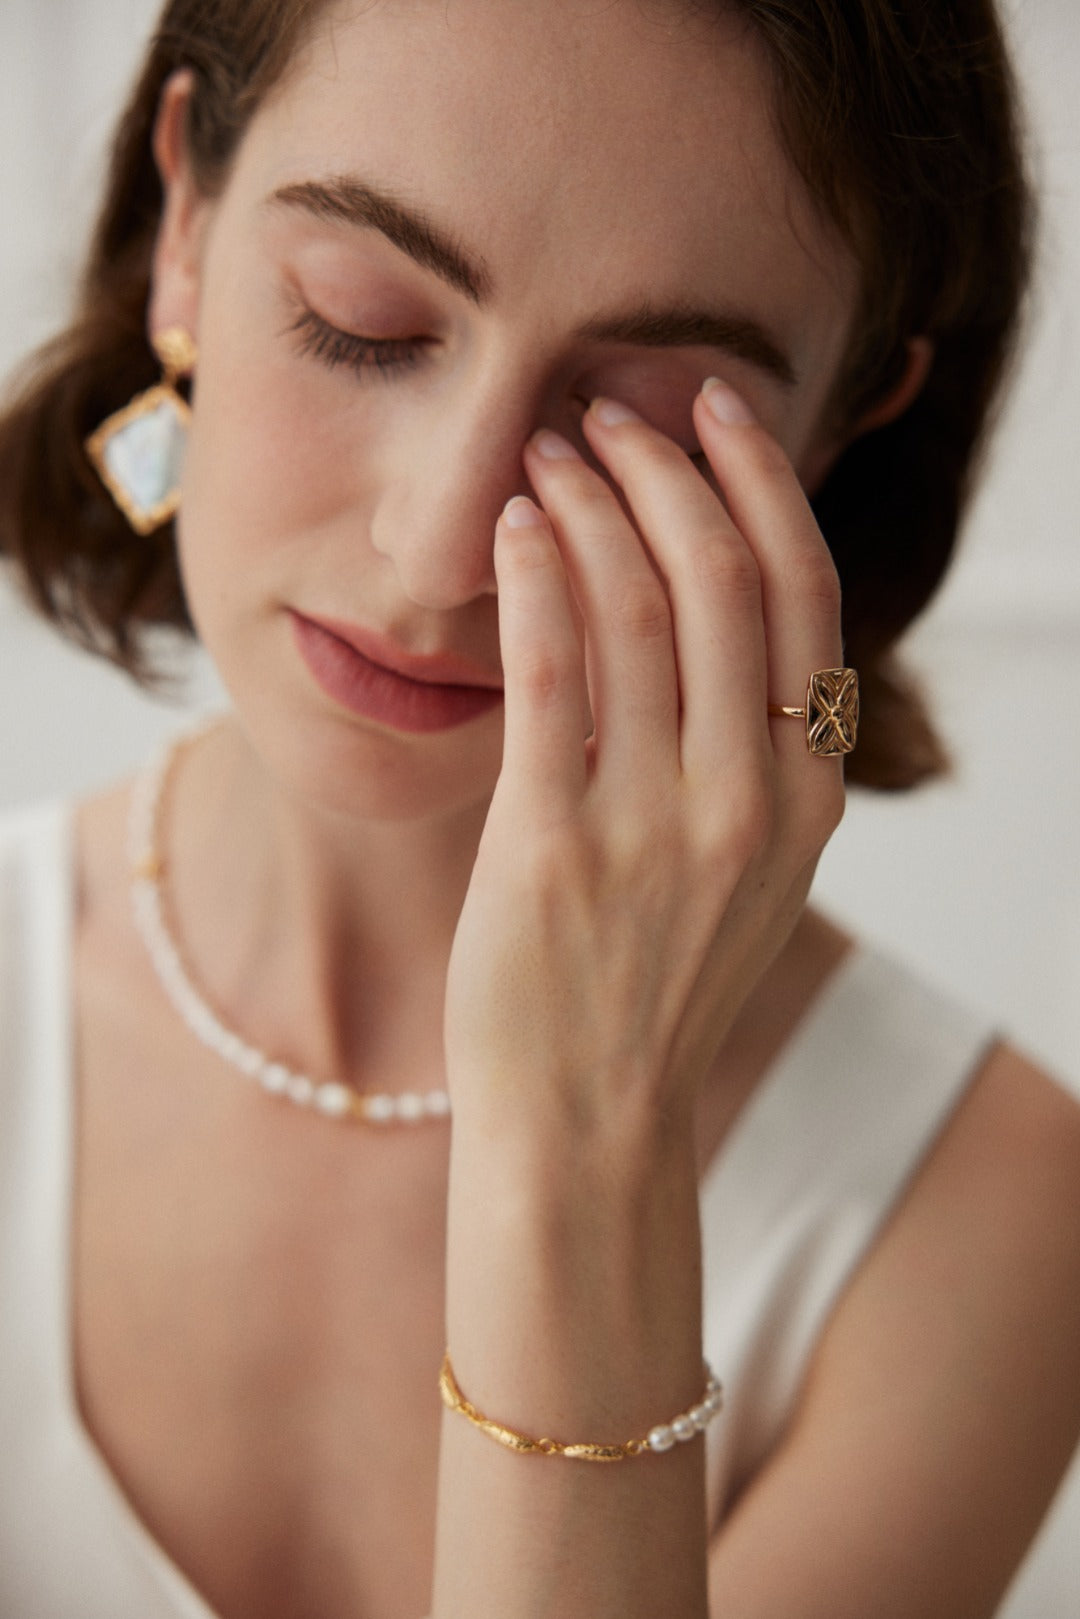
left=434, top=1119, right=711, bottom=1618
left=430, top=382, right=846, bottom=1617
left=706, top=1042, right=1080, bottom=1619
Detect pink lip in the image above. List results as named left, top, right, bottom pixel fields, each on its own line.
left=298, top=612, right=503, bottom=689
left=289, top=611, right=504, bottom=733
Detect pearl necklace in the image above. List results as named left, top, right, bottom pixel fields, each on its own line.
left=128, top=729, right=453, bottom=1127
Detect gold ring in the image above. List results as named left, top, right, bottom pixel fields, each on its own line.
left=768, top=667, right=859, bottom=757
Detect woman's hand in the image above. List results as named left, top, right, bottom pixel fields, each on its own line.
left=444, top=378, right=846, bottom=1149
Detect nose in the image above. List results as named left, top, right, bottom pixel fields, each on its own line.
left=369, top=376, right=570, bottom=610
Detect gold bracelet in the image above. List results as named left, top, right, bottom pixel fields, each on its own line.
left=438, top=1350, right=723, bottom=1462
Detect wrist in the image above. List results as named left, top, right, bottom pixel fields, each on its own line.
left=447, top=1075, right=699, bottom=1183
left=443, top=1118, right=705, bottom=1436
left=445, top=1098, right=701, bottom=1275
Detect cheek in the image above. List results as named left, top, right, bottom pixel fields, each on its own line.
left=178, top=313, right=386, bottom=586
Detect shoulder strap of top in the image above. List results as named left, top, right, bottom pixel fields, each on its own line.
left=0, top=802, right=226, bottom=1616
left=699, top=942, right=996, bottom=1523
left=0, top=801, right=75, bottom=1395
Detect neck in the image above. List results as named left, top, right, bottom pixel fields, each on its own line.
left=163, top=717, right=491, bottom=1093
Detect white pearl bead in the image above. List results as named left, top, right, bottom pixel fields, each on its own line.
left=259, top=1063, right=290, bottom=1095
left=315, top=1083, right=352, bottom=1117
left=395, top=1092, right=426, bottom=1121
left=160, top=948, right=185, bottom=986
left=237, top=1046, right=263, bottom=1078
left=286, top=1076, right=315, bottom=1106
left=689, top=1403, right=710, bottom=1431
left=647, top=1425, right=676, bottom=1453
left=184, top=1002, right=214, bottom=1042
left=361, top=1093, right=397, bottom=1123
left=425, top=1090, right=452, bottom=1116
left=221, top=1032, right=247, bottom=1067
left=706, top=1386, right=723, bottom=1416
left=672, top=1414, right=697, bottom=1443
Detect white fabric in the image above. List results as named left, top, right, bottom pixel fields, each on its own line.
left=0, top=803, right=995, bottom=1617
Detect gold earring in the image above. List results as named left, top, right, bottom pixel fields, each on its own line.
left=85, top=326, right=197, bottom=536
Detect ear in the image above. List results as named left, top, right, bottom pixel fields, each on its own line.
left=800, top=336, right=935, bottom=495
left=146, top=70, right=214, bottom=348
left=850, top=336, right=935, bottom=437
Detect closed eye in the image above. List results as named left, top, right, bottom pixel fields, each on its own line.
left=288, top=305, right=429, bottom=378
left=289, top=306, right=717, bottom=469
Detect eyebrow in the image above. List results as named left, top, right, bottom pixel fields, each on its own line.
left=577, top=304, right=796, bottom=387
left=269, top=176, right=798, bottom=387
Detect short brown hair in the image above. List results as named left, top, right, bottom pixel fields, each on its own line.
left=0, top=0, right=1034, bottom=789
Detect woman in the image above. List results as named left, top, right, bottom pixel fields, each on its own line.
left=1, top=2, right=1078, bottom=1616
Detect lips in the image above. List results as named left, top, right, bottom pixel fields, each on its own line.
left=289, top=610, right=504, bottom=732
left=298, top=613, right=503, bottom=689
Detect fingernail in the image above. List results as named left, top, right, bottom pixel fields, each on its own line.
left=702, top=378, right=755, bottom=425
left=589, top=397, right=639, bottom=427
left=502, top=495, right=544, bottom=529
left=530, top=429, right=580, bottom=461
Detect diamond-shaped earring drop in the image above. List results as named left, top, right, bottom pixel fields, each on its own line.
left=85, top=326, right=196, bottom=535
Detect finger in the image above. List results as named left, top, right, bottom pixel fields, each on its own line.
left=579, top=399, right=769, bottom=785
left=494, top=495, right=588, bottom=815
left=523, top=429, right=681, bottom=787
left=693, top=380, right=846, bottom=798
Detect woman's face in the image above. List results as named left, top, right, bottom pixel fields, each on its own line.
left=154, top=0, right=859, bottom=824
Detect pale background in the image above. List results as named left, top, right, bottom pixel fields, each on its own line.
left=1, top=1, right=1077, bottom=1612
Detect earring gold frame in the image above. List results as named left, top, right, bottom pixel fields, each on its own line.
left=84, top=327, right=196, bottom=536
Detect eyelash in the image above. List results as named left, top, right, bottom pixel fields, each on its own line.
left=289, top=305, right=426, bottom=378
left=290, top=304, right=713, bottom=466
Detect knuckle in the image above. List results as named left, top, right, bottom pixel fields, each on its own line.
left=640, top=433, right=691, bottom=474
left=698, top=778, right=773, bottom=865
left=612, top=580, right=671, bottom=641
left=791, top=776, right=846, bottom=856
left=515, top=648, right=576, bottom=706
left=571, top=474, right=621, bottom=522
left=690, top=534, right=761, bottom=602
left=789, top=550, right=842, bottom=615
left=816, top=777, right=847, bottom=839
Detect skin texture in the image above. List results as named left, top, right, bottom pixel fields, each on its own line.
left=67, top=3, right=1080, bottom=1618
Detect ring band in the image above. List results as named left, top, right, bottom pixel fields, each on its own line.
left=768, top=667, right=859, bottom=757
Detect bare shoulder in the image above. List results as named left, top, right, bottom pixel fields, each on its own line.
left=890, top=1040, right=1080, bottom=1257
left=72, top=774, right=152, bottom=1049
left=870, top=1041, right=1080, bottom=1311
left=707, top=1044, right=1080, bottom=1618
left=75, top=774, right=136, bottom=933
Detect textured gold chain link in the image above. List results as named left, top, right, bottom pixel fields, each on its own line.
left=438, top=1351, right=720, bottom=1463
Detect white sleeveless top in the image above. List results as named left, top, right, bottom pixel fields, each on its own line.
left=0, top=802, right=996, bottom=1618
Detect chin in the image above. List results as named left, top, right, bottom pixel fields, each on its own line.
left=229, top=680, right=505, bottom=830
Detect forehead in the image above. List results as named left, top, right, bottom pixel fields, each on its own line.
left=239, top=0, right=856, bottom=410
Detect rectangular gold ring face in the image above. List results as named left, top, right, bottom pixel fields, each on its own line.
left=806, top=668, right=859, bottom=757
